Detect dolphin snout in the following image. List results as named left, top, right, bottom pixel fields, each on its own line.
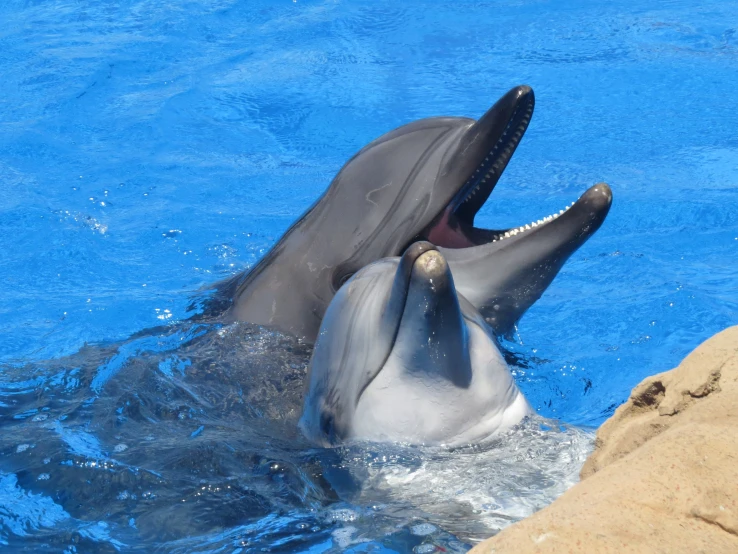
left=580, top=182, right=612, bottom=213
left=396, top=241, right=438, bottom=284
left=511, top=84, right=533, bottom=101
left=401, top=241, right=437, bottom=264
left=588, top=182, right=613, bottom=210
left=409, top=249, right=455, bottom=297
left=413, top=250, right=449, bottom=280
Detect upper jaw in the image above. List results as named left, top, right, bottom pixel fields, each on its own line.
left=383, top=242, right=462, bottom=344
left=386, top=246, right=472, bottom=386
left=445, top=85, right=535, bottom=223
left=421, top=85, right=535, bottom=250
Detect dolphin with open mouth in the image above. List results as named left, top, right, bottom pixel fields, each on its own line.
left=300, top=242, right=533, bottom=446
left=212, top=86, right=612, bottom=341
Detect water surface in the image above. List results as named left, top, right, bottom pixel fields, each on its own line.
left=1, top=0, right=737, bottom=551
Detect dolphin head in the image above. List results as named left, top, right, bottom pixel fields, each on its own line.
left=314, top=84, right=610, bottom=333
left=224, top=85, right=611, bottom=341
left=299, top=243, right=531, bottom=446
left=325, top=85, right=537, bottom=291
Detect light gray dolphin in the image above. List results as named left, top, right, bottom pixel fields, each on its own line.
left=210, top=86, right=611, bottom=341
left=299, top=242, right=532, bottom=446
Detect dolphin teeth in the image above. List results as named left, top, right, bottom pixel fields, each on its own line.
left=504, top=231, right=510, bottom=238
left=525, top=224, right=531, bottom=230
left=532, top=221, right=538, bottom=227
left=559, top=209, right=565, bottom=215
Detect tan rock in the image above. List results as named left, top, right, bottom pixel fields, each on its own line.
left=470, top=325, right=738, bottom=554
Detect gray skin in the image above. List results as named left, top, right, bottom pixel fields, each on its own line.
left=440, top=183, right=612, bottom=335
left=299, top=242, right=533, bottom=446
left=212, top=85, right=612, bottom=342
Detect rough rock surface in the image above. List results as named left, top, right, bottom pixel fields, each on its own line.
left=470, top=325, right=738, bottom=554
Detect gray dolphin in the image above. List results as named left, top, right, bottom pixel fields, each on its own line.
left=212, top=85, right=611, bottom=341
left=299, top=242, right=532, bottom=446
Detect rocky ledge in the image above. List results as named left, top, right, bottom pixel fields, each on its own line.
left=471, top=325, right=738, bottom=553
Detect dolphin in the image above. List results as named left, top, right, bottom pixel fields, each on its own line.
left=299, top=242, right=532, bottom=446
left=210, top=85, right=611, bottom=341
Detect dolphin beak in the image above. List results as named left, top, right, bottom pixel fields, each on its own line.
left=443, top=85, right=535, bottom=220
left=423, top=85, right=537, bottom=250
left=440, top=183, right=612, bottom=335
left=392, top=247, right=471, bottom=386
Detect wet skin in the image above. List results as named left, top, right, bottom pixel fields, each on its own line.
left=300, top=243, right=532, bottom=446
left=209, top=86, right=612, bottom=342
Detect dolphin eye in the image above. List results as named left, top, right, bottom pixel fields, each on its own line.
left=338, top=273, right=353, bottom=288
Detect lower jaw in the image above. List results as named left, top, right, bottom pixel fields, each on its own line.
left=427, top=185, right=599, bottom=250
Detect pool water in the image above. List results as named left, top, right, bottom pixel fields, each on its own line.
left=1, top=0, right=737, bottom=551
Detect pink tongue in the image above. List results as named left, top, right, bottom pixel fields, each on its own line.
left=425, top=208, right=476, bottom=248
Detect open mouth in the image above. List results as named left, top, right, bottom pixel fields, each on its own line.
left=451, top=91, right=534, bottom=222
left=465, top=183, right=612, bottom=246
left=423, top=85, right=611, bottom=251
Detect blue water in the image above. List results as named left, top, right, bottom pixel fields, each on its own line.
left=1, top=0, right=738, bottom=551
